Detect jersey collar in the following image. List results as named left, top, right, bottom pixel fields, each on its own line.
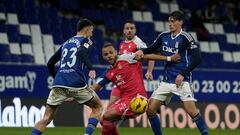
left=171, top=29, right=182, bottom=39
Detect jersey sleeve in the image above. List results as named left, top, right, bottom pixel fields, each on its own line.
left=133, top=36, right=147, bottom=49
left=98, top=77, right=111, bottom=87
left=118, top=53, right=137, bottom=64
left=142, top=33, right=163, bottom=54
left=98, top=69, right=111, bottom=86
left=180, top=33, right=202, bottom=76
left=47, top=47, right=62, bottom=77
left=78, top=45, right=94, bottom=70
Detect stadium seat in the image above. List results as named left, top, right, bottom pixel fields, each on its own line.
left=214, top=24, right=224, bottom=34
left=21, top=43, right=33, bottom=63
left=132, top=11, right=143, bottom=22
left=203, top=23, right=214, bottom=33
left=9, top=43, right=21, bottom=62
left=0, top=33, right=9, bottom=44
left=7, top=13, right=19, bottom=25
left=19, top=24, right=31, bottom=35
left=236, top=33, right=240, bottom=44
left=169, top=3, right=179, bottom=12
left=0, top=12, right=6, bottom=22
left=232, top=52, right=240, bottom=62
left=154, top=21, right=166, bottom=32
left=159, top=3, right=170, bottom=14
left=209, top=42, right=220, bottom=53
left=142, top=11, right=153, bottom=22
left=226, top=33, right=237, bottom=44
left=42, top=35, right=55, bottom=62
left=199, top=41, right=210, bottom=52
left=222, top=51, right=233, bottom=62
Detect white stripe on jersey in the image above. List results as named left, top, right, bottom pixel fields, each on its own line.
left=132, top=36, right=147, bottom=49
left=181, top=31, right=194, bottom=42
left=118, top=53, right=137, bottom=64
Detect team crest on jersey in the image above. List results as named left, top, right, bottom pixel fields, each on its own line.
left=118, top=64, right=123, bottom=69
left=175, top=42, right=179, bottom=48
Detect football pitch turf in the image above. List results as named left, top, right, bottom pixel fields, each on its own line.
left=0, top=127, right=239, bottom=135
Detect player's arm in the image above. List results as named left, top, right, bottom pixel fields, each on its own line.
left=47, top=47, right=61, bottom=77
left=142, top=53, right=180, bottom=62
left=79, top=45, right=94, bottom=70
left=79, top=45, right=96, bottom=79
left=142, top=34, right=163, bottom=54
left=145, top=60, right=155, bottom=80
left=180, top=41, right=202, bottom=76
left=91, top=77, right=111, bottom=92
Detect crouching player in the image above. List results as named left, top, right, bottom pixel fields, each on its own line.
left=91, top=43, right=180, bottom=135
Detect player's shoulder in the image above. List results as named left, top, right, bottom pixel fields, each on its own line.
left=156, top=31, right=170, bottom=39
left=180, top=30, right=194, bottom=42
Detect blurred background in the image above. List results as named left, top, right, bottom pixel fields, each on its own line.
left=0, top=0, right=239, bottom=130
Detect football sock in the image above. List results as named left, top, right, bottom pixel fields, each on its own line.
left=148, top=114, right=162, bottom=135
left=102, top=120, right=119, bottom=135
left=31, top=128, right=42, bottom=135
left=192, top=113, right=209, bottom=135
left=85, top=117, right=99, bottom=135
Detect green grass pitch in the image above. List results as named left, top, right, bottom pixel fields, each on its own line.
left=0, top=127, right=239, bottom=135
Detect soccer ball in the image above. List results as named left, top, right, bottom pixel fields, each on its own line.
left=130, top=95, right=148, bottom=114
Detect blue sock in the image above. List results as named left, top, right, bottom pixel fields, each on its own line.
left=193, top=113, right=209, bottom=135
left=31, top=128, right=42, bottom=135
left=85, top=117, right=99, bottom=135
left=149, top=114, right=162, bottom=135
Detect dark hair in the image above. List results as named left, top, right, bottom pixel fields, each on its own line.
left=102, top=42, right=115, bottom=49
left=77, top=19, right=93, bottom=32
left=124, top=19, right=135, bottom=25
left=169, top=10, right=184, bottom=21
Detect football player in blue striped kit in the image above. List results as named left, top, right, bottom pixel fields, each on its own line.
left=31, top=19, right=103, bottom=135
left=135, top=11, right=209, bottom=135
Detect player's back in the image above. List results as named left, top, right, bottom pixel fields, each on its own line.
left=53, top=36, right=91, bottom=89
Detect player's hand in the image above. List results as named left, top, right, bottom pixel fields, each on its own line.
left=134, top=50, right=144, bottom=60
left=89, top=70, right=96, bottom=79
left=171, top=53, right=181, bottom=62
left=145, top=71, right=153, bottom=81
left=175, top=74, right=184, bottom=88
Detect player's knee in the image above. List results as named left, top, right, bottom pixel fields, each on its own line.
left=92, top=104, right=103, bottom=116
left=102, top=113, right=112, bottom=121
left=186, top=109, right=198, bottom=118
left=146, top=106, right=157, bottom=116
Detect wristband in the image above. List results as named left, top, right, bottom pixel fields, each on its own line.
left=167, top=56, right=171, bottom=61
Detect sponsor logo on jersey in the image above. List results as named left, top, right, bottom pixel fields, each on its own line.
left=162, top=46, right=178, bottom=53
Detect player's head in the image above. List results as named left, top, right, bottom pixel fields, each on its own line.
left=77, top=18, right=94, bottom=38
left=123, top=20, right=136, bottom=40
left=168, top=10, right=184, bottom=33
left=102, top=43, right=118, bottom=65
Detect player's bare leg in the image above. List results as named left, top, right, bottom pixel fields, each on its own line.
left=147, top=98, right=163, bottom=135
left=183, top=101, right=209, bottom=135
left=31, top=105, right=58, bottom=135
left=84, top=95, right=103, bottom=135
left=108, top=95, right=120, bottom=108
left=102, top=106, right=124, bottom=135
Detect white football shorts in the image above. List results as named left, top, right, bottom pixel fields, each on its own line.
left=47, top=86, right=97, bottom=106
left=151, top=81, right=197, bottom=104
